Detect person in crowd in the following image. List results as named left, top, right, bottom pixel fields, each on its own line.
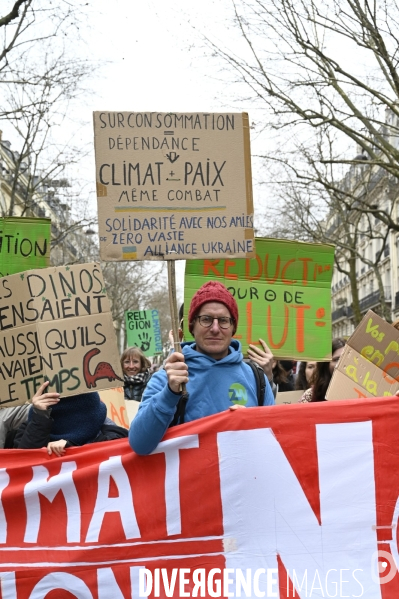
left=14, top=382, right=128, bottom=455
left=129, top=280, right=275, bottom=455
left=295, top=361, right=317, bottom=392
left=279, top=360, right=296, bottom=388
left=272, top=359, right=294, bottom=392
left=121, top=347, right=152, bottom=402
left=1, top=405, right=31, bottom=449
left=299, top=338, right=346, bottom=403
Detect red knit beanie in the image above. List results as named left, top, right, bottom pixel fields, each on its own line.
left=188, top=281, right=238, bottom=334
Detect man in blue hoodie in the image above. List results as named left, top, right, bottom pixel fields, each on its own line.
left=129, top=281, right=275, bottom=455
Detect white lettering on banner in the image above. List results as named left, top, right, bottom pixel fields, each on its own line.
left=0, top=469, right=10, bottom=543
left=24, top=462, right=80, bottom=543
left=2, top=567, right=146, bottom=599
left=0, top=573, right=17, bottom=599
left=217, top=422, right=378, bottom=598
left=152, top=435, right=200, bottom=536
left=97, top=567, right=126, bottom=599
left=29, top=572, right=93, bottom=599
left=385, top=494, right=399, bottom=579
left=86, top=455, right=140, bottom=542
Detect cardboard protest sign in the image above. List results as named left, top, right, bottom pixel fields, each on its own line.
left=0, top=262, right=123, bottom=407
left=125, top=397, right=139, bottom=423
left=0, top=399, right=398, bottom=596
left=275, top=389, right=303, bottom=405
left=326, top=309, right=399, bottom=400
left=185, top=238, right=334, bottom=359
left=125, top=308, right=163, bottom=355
left=99, top=387, right=129, bottom=428
left=93, top=111, right=255, bottom=261
left=0, top=217, right=51, bottom=277
left=99, top=386, right=140, bottom=426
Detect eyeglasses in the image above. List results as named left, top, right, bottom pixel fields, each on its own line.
left=196, top=315, right=233, bottom=329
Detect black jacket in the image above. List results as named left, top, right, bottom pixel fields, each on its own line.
left=14, top=408, right=128, bottom=449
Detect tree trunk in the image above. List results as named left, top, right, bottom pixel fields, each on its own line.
left=374, top=266, right=392, bottom=323
left=349, top=257, right=362, bottom=325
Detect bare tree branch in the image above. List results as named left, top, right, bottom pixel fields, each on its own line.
left=0, top=1, right=29, bottom=29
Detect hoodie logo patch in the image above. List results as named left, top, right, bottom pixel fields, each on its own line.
left=229, top=383, right=248, bottom=405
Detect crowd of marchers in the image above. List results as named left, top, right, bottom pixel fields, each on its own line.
left=0, top=280, right=357, bottom=455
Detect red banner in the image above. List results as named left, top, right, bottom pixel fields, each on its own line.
left=0, top=398, right=399, bottom=598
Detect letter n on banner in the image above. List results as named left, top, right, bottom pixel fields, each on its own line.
left=217, top=422, right=378, bottom=595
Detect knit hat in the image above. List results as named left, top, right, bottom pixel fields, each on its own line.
left=188, top=281, right=238, bottom=334
left=29, top=392, right=107, bottom=445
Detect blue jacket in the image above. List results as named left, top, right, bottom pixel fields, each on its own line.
left=128, top=340, right=275, bottom=455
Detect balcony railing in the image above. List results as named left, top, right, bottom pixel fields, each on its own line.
left=358, top=287, right=392, bottom=312
left=332, top=306, right=354, bottom=322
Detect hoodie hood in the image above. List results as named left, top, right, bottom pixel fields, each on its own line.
left=181, top=338, right=243, bottom=369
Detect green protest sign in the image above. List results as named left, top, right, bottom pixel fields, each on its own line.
left=125, top=309, right=163, bottom=356
left=185, top=238, right=335, bottom=360
left=0, top=217, right=51, bottom=277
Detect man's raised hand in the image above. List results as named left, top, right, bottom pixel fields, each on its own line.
left=165, top=351, right=189, bottom=394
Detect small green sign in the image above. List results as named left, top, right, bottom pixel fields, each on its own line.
left=0, top=217, right=51, bottom=277
left=125, top=309, right=163, bottom=356
left=185, top=238, right=335, bottom=361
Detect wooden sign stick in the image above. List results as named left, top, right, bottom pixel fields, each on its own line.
left=167, top=260, right=186, bottom=394
left=167, top=260, right=182, bottom=353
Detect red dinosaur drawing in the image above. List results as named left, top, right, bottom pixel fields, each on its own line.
left=83, top=348, right=123, bottom=389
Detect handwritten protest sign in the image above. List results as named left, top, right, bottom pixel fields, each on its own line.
left=125, top=308, right=163, bottom=355
left=0, top=263, right=123, bottom=407
left=93, top=112, right=255, bottom=261
left=326, top=309, right=399, bottom=400
left=276, top=390, right=303, bottom=405
left=99, top=387, right=129, bottom=428
left=185, top=238, right=334, bottom=360
left=0, top=217, right=51, bottom=277
left=99, top=386, right=139, bottom=426
left=124, top=397, right=139, bottom=422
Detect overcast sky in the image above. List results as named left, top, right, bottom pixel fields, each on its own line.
left=0, top=0, right=271, bottom=300
left=77, top=0, right=258, bottom=297
left=89, top=1, right=230, bottom=109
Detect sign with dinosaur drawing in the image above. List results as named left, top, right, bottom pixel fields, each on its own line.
left=0, top=263, right=123, bottom=407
